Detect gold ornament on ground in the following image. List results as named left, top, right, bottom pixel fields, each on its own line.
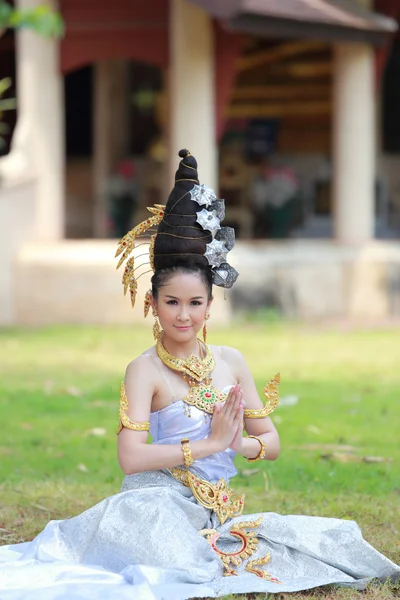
left=246, top=435, right=266, bottom=462
left=245, top=553, right=282, bottom=583
left=116, top=383, right=150, bottom=434
left=200, top=518, right=261, bottom=576
left=170, top=468, right=245, bottom=524
left=180, top=438, right=194, bottom=467
left=199, top=516, right=280, bottom=582
left=243, top=373, right=280, bottom=419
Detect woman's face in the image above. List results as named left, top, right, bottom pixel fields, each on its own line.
left=153, top=272, right=212, bottom=343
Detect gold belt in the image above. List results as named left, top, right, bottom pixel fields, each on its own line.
left=170, top=467, right=245, bottom=524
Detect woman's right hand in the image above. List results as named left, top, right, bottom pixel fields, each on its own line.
left=209, top=385, right=244, bottom=452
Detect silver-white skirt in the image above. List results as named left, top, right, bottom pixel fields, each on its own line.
left=0, top=470, right=398, bottom=600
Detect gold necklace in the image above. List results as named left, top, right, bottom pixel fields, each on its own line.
left=156, top=336, right=214, bottom=381
left=156, top=336, right=227, bottom=415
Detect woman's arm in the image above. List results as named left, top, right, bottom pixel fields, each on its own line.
left=223, top=347, right=281, bottom=462
left=117, top=355, right=243, bottom=475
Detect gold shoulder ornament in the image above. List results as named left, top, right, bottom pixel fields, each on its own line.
left=243, top=373, right=280, bottom=419
left=117, top=382, right=150, bottom=434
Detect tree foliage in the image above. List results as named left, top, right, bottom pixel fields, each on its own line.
left=0, top=1, right=64, bottom=37
left=0, top=3, right=64, bottom=151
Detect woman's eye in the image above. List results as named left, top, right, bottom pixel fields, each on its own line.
left=191, top=301, right=202, bottom=306
left=166, top=300, right=178, bottom=305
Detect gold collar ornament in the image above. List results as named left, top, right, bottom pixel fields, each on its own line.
left=156, top=336, right=227, bottom=415
left=170, top=468, right=245, bottom=524
left=156, top=336, right=214, bottom=381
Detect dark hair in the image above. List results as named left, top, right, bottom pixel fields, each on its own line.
left=152, top=149, right=214, bottom=301
left=151, top=264, right=213, bottom=301
left=153, top=149, right=211, bottom=273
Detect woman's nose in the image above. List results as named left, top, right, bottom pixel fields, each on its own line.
left=178, top=307, right=190, bottom=321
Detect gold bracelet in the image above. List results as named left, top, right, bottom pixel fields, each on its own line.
left=181, top=438, right=194, bottom=467
left=246, top=435, right=266, bottom=462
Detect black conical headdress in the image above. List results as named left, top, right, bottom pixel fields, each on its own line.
left=115, top=149, right=238, bottom=308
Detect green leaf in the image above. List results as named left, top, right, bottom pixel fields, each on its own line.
left=0, top=77, right=12, bottom=96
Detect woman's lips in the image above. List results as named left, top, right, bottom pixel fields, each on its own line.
left=175, top=325, right=192, bottom=330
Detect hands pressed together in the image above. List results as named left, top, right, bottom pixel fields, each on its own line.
left=209, top=385, right=245, bottom=453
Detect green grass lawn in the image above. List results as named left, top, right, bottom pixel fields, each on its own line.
left=0, top=322, right=399, bottom=599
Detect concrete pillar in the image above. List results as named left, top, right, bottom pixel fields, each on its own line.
left=332, top=42, right=375, bottom=244
left=93, top=59, right=130, bottom=237
left=169, top=0, right=216, bottom=190
left=0, top=0, right=65, bottom=240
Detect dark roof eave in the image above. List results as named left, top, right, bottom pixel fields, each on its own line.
left=191, top=0, right=398, bottom=45
left=227, top=13, right=396, bottom=46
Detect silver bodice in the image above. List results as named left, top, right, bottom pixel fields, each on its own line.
left=150, top=387, right=237, bottom=483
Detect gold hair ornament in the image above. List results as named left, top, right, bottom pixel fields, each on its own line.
left=115, top=204, right=165, bottom=308
left=243, top=373, right=280, bottom=419
left=144, top=290, right=152, bottom=318
left=149, top=234, right=156, bottom=271
left=175, top=178, right=199, bottom=184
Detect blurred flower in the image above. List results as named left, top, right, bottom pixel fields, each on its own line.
left=252, top=165, right=299, bottom=209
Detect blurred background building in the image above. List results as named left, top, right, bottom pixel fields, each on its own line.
left=1, top=0, right=400, bottom=325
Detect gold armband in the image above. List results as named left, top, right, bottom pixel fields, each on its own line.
left=117, top=382, right=150, bottom=435
left=246, top=435, right=266, bottom=462
left=180, top=438, right=194, bottom=467
left=243, top=373, right=280, bottom=419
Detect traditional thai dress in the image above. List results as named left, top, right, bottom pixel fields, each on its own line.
left=0, top=349, right=399, bottom=600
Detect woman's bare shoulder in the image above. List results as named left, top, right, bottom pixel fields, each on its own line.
left=211, top=345, right=246, bottom=367
left=125, top=347, right=158, bottom=380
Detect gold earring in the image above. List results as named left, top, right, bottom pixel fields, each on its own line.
left=152, top=309, right=162, bottom=340
left=203, top=313, right=210, bottom=345
left=144, top=290, right=152, bottom=318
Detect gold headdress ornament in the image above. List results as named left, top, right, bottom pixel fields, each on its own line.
left=115, top=149, right=239, bottom=310
left=115, top=205, right=165, bottom=307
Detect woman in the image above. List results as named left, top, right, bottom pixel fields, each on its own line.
left=0, top=150, right=399, bottom=600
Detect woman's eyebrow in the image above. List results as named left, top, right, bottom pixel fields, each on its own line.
left=164, top=295, right=204, bottom=300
